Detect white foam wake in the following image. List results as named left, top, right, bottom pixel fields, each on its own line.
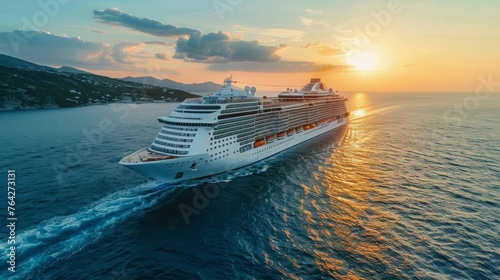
left=1, top=163, right=271, bottom=279
left=1, top=181, right=174, bottom=279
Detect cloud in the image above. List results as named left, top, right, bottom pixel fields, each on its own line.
left=155, top=52, right=169, bottom=60
left=91, top=29, right=106, bottom=34
left=304, top=43, right=343, bottom=56
left=173, top=31, right=285, bottom=63
left=0, top=30, right=157, bottom=70
left=0, top=30, right=113, bottom=67
left=234, top=25, right=305, bottom=43
left=93, top=8, right=200, bottom=37
left=300, top=17, right=329, bottom=28
left=301, top=17, right=314, bottom=27
left=112, top=42, right=145, bottom=64
left=305, top=9, right=323, bottom=14
left=94, top=9, right=286, bottom=64
left=72, top=27, right=107, bottom=34
left=143, top=40, right=167, bottom=45
left=208, top=61, right=350, bottom=73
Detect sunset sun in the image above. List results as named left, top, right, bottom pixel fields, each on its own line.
left=347, top=51, right=378, bottom=71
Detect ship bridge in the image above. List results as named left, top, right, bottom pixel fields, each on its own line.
left=201, top=77, right=257, bottom=103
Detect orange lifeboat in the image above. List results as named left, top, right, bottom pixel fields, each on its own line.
left=303, top=125, right=311, bottom=131
left=266, top=135, right=276, bottom=143
left=287, top=128, right=295, bottom=136
left=310, top=124, right=316, bottom=128
left=254, top=139, right=265, bottom=148
left=296, top=127, right=303, bottom=133
left=277, top=132, right=286, bottom=139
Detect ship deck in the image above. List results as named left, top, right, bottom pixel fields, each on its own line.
left=120, top=148, right=178, bottom=164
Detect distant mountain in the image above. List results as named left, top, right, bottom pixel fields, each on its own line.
left=0, top=54, right=198, bottom=111
left=57, top=66, right=92, bottom=75
left=121, top=76, right=221, bottom=93
left=0, top=54, right=92, bottom=75
left=0, top=53, right=52, bottom=71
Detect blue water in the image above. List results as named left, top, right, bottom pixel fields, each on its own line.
left=0, top=92, right=499, bottom=279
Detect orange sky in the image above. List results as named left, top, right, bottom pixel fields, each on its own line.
left=1, top=1, right=499, bottom=92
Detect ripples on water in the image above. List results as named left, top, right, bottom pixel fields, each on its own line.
left=0, top=93, right=499, bottom=279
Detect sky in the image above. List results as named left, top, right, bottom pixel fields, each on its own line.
left=1, top=0, right=499, bottom=92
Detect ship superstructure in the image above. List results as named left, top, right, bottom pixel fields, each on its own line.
left=120, top=77, right=349, bottom=183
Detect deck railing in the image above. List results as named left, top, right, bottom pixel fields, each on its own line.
left=183, top=97, right=262, bottom=104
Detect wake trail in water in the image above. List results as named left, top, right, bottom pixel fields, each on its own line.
left=2, top=164, right=271, bottom=279
left=1, top=181, right=172, bottom=279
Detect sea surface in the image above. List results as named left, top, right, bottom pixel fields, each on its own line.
left=0, top=92, right=499, bottom=279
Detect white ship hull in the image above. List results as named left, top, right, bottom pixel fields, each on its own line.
left=120, top=117, right=348, bottom=184
left=120, top=77, right=349, bottom=184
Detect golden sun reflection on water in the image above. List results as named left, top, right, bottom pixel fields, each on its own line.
left=272, top=96, right=414, bottom=278
left=351, top=92, right=369, bottom=108
left=348, top=92, right=369, bottom=120
left=297, top=108, right=406, bottom=278
left=350, top=108, right=367, bottom=119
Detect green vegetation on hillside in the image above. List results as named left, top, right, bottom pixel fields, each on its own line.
left=0, top=66, right=198, bottom=110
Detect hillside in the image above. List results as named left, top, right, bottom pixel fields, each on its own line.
left=121, top=76, right=221, bottom=93
left=0, top=53, right=52, bottom=71
left=57, top=66, right=92, bottom=74
left=0, top=54, right=198, bottom=111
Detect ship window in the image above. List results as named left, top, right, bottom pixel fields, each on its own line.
left=175, top=172, right=183, bottom=179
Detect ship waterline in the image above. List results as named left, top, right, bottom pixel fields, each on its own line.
left=120, top=77, right=349, bottom=183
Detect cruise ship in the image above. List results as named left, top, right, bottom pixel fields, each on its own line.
left=119, top=77, right=349, bottom=183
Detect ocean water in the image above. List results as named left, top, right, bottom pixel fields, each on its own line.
left=0, top=92, right=499, bottom=279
